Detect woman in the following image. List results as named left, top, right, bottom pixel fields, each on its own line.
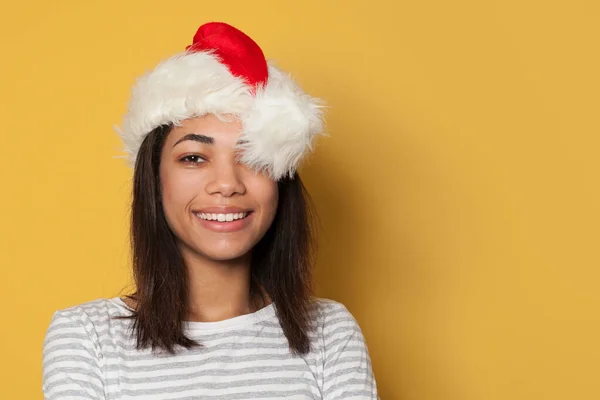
left=42, top=22, right=378, bottom=399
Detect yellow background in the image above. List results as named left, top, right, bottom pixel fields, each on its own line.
left=1, top=1, right=598, bottom=398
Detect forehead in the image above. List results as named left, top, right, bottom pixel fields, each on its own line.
left=167, top=114, right=243, bottom=143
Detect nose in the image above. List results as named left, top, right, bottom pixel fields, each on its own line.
left=205, top=159, right=246, bottom=197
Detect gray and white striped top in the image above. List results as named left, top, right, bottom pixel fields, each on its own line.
left=42, top=297, right=378, bottom=399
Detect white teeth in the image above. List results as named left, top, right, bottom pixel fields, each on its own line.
left=196, top=212, right=248, bottom=221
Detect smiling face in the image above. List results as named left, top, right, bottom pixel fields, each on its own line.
left=159, top=114, right=279, bottom=262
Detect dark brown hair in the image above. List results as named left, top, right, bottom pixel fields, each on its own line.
left=121, top=124, right=317, bottom=355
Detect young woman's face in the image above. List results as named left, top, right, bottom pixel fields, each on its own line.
left=159, top=114, right=278, bottom=262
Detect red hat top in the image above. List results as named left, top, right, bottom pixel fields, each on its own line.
left=186, top=22, right=269, bottom=88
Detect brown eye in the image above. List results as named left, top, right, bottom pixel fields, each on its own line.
left=180, top=155, right=206, bottom=165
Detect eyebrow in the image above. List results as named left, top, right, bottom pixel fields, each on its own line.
left=173, top=133, right=214, bottom=148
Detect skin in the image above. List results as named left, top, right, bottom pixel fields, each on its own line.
left=125, top=114, right=278, bottom=322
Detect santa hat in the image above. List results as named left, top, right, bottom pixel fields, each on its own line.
left=117, top=22, right=325, bottom=180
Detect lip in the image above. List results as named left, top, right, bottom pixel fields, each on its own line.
left=192, top=208, right=254, bottom=233
left=194, top=206, right=253, bottom=214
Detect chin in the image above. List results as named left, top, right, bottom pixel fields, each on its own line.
left=193, top=242, right=253, bottom=262
left=203, top=251, right=249, bottom=262
left=176, top=229, right=263, bottom=262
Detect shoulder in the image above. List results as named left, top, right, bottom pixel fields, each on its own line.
left=44, top=297, right=130, bottom=349
left=309, top=297, right=368, bottom=348
left=310, top=297, right=362, bottom=329
left=43, top=297, right=131, bottom=366
left=51, top=297, right=130, bottom=320
left=43, top=298, right=124, bottom=397
left=309, top=298, right=379, bottom=398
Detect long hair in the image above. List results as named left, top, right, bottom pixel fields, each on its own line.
left=122, top=123, right=317, bottom=355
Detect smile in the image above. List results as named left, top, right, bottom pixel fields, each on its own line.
left=194, top=212, right=250, bottom=222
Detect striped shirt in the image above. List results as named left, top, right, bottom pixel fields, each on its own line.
left=42, top=297, right=378, bottom=399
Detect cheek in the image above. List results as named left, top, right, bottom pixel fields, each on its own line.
left=257, top=182, right=279, bottom=223
left=268, top=187, right=279, bottom=216
left=160, top=168, right=201, bottom=218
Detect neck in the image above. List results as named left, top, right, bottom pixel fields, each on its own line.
left=180, top=246, right=262, bottom=322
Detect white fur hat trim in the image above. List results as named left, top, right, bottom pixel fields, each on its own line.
left=116, top=50, right=325, bottom=180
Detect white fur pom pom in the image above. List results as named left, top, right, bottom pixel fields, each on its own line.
left=238, top=64, right=326, bottom=180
